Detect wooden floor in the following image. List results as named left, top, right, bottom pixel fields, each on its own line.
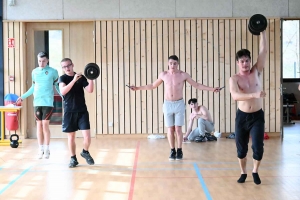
left=0, top=123, right=300, bottom=200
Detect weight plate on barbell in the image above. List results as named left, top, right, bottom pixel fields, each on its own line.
left=249, top=14, right=268, bottom=33
left=84, top=63, right=100, bottom=80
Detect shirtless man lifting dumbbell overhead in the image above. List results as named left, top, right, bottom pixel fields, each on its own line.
left=229, top=30, right=267, bottom=185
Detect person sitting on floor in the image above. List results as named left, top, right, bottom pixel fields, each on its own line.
left=183, top=98, right=217, bottom=142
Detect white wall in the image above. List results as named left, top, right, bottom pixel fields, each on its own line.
left=3, top=0, right=300, bottom=20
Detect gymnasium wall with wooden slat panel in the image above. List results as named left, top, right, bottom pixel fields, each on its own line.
left=95, top=18, right=281, bottom=134
left=3, top=18, right=281, bottom=136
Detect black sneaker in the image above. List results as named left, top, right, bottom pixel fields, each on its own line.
left=169, top=149, right=176, bottom=160
left=69, top=157, right=79, bottom=168
left=176, top=150, right=183, bottom=160
left=195, top=135, right=206, bottom=142
left=205, top=133, right=217, bottom=141
left=80, top=151, right=95, bottom=165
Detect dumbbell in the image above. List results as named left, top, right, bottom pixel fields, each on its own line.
left=84, top=63, right=100, bottom=80
left=10, top=134, right=19, bottom=148
left=248, top=14, right=268, bottom=35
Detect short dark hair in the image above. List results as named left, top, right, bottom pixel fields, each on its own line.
left=235, top=49, right=251, bottom=61
left=188, top=98, right=197, bottom=104
left=37, top=51, right=49, bottom=59
left=168, top=55, right=179, bottom=62
left=61, top=58, right=73, bottom=64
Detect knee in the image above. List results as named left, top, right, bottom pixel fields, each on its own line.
left=42, top=120, right=50, bottom=127
left=237, top=151, right=247, bottom=159
left=168, top=127, right=175, bottom=133
left=175, top=126, right=182, bottom=133
left=68, top=134, right=76, bottom=142
left=198, top=118, right=205, bottom=125
left=36, top=121, right=42, bottom=128
left=252, top=146, right=264, bottom=161
left=84, top=134, right=91, bottom=141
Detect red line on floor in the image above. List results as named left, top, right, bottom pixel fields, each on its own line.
left=128, top=141, right=140, bottom=200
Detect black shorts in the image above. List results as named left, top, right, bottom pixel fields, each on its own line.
left=235, top=109, right=265, bottom=160
left=62, top=111, right=90, bottom=133
left=34, top=106, right=54, bottom=121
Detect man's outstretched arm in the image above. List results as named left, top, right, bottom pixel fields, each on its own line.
left=254, top=30, right=268, bottom=73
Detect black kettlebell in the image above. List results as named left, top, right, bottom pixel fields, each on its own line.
left=10, top=134, right=19, bottom=148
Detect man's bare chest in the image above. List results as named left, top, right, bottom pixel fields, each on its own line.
left=237, top=75, right=260, bottom=92
left=163, top=75, right=185, bottom=85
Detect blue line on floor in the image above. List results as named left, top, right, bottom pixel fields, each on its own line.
left=0, top=167, right=31, bottom=195
left=194, top=163, right=212, bottom=200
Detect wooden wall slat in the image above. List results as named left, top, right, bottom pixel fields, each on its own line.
left=179, top=20, right=185, bottom=130
left=230, top=19, right=237, bottom=132
left=202, top=20, right=208, bottom=109
left=190, top=19, right=197, bottom=130
left=208, top=20, right=214, bottom=115
left=191, top=20, right=197, bottom=102
left=140, top=21, right=147, bottom=134
left=8, top=23, right=14, bottom=96
left=112, top=21, right=119, bottom=133
left=157, top=20, right=164, bottom=133
left=135, top=20, right=142, bottom=133
left=129, top=20, right=136, bottom=134
left=241, top=20, right=247, bottom=48
left=224, top=19, right=231, bottom=133
left=96, top=21, right=103, bottom=135
left=19, top=22, right=25, bottom=137
left=169, top=20, right=174, bottom=55
left=118, top=21, right=125, bottom=134
left=146, top=20, right=153, bottom=134
left=13, top=22, right=21, bottom=137
left=196, top=20, right=203, bottom=108
left=218, top=19, right=224, bottom=132
left=106, top=21, right=113, bottom=134
left=162, top=20, right=169, bottom=134
left=185, top=20, right=191, bottom=128
left=3, top=22, right=9, bottom=136
left=151, top=20, right=158, bottom=133
left=264, top=19, right=271, bottom=132
left=213, top=20, right=220, bottom=132
left=269, top=19, right=276, bottom=132
left=101, top=21, right=108, bottom=134
left=124, top=21, right=131, bottom=134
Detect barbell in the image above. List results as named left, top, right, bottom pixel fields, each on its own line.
left=84, top=63, right=100, bottom=80
left=248, top=14, right=268, bottom=35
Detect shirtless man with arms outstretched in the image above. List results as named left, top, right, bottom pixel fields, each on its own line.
left=229, top=31, right=267, bottom=185
left=130, top=55, right=220, bottom=160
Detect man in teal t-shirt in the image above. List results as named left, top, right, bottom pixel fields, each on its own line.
left=17, top=51, right=61, bottom=159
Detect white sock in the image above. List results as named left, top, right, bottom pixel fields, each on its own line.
left=45, top=145, right=49, bottom=151
left=39, top=145, right=44, bottom=151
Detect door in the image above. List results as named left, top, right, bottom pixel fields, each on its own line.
left=281, top=19, right=300, bottom=140
left=25, top=22, right=96, bottom=138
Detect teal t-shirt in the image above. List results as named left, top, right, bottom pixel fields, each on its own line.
left=21, top=65, right=60, bottom=107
